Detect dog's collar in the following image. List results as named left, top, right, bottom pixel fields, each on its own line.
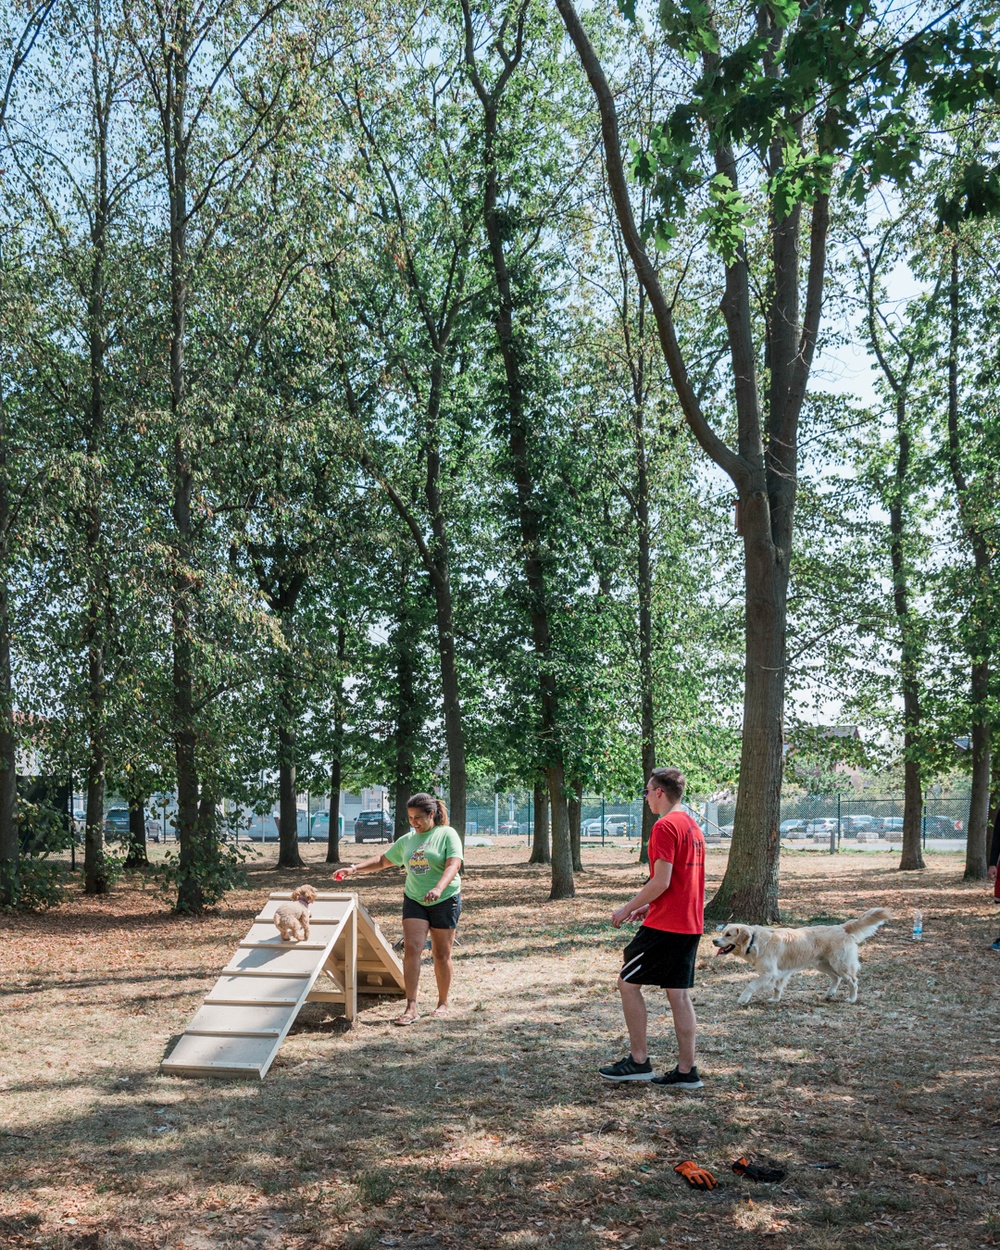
left=746, top=928, right=757, bottom=955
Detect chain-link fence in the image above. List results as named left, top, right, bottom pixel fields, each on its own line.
left=469, top=791, right=971, bottom=852
left=714, top=794, right=970, bottom=849
left=464, top=796, right=647, bottom=843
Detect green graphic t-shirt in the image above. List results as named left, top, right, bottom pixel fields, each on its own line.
left=384, top=825, right=463, bottom=903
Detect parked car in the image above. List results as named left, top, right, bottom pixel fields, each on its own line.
left=517, top=821, right=534, bottom=838
left=103, top=808, right=131, bottom=839
left=354, top=810, right=390, bottom=843
left=923, top=814, right=959, bottom=837
left=606, top=814, right=636, bottom=837
left=103, top=808, right=161, bottom=841
left=804, top=818, right=838, bottom=836
left=872, top=816, right=904, bottom=834
left=582, top=816, right=631, bottom=838
left=718, top=823, right=734, bottom=838
left=840, top=815, right=875, bottom=832
left=498, top=821, right=519, bottom=836
left=779, top=819, right=808, bottom=837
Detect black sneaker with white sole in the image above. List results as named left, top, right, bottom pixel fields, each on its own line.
left=651, top=1065, right=703, bottom=1089
left=598, top=1054, right=654, bottom=1082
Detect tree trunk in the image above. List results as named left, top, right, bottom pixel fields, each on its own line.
left=547, top=762, right=574, bottom=899
left=899, top=747, right=925, bottom=869
left=461, top=11, right=573, bottom=900
left=326, top=614, right=346, bottom=864
left=529, top=778, right=550, bottom=864
left=626, top=270, right=657, bottom=868
left=423, top=358, right=467, bottom=843
left=84, top=768, right=107, bottom=895
left=637, top=447, right=656, bottom=864
left=84, top=454, right=110, bottom=896
left=888, top=385, right=925, bottom=873
left=124, top=789, right=148, bottom=868
left=965, top=708, right=991, bottom=879
left=704, top=492, right=787, bottom=924
left=393, top=586, right=420, bottom=842
left=327, top=756, right=342, bottom=865
left=277, top=708, right=304, bottom=869
left=81, top=18, right=113, bottom=894
left=0, top=573, right=18, bottom=904
left=945, top=243, right=991, bottom=880
left=569, top=778, right=583, bottom=873
left=0, top=0, right=59, bottom=908
left=165, top=17, right=206, bottom=914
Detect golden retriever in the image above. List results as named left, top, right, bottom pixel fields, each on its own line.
left=711, top=907, right=892, bottom=1004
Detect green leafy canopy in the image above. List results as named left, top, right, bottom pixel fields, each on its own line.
left=619, top=2, right=1000, bottom=262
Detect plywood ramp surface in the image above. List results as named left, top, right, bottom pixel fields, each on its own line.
left=161, top=892, right=404, bottom=1080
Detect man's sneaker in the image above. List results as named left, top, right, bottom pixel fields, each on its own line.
left=991, top=938, right=1000, bottom=951
left=599, top=1054, right=654, bottom=1082
left=652, top=1065, right=703, bottom=1089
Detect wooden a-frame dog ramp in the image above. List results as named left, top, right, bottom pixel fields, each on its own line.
left=161, top=892, right=405, bottom=1080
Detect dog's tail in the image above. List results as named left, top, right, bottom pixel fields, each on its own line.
left=842, top=907, right=892, bottom=941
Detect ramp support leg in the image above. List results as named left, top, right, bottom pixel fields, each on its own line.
left=344, top=904, right=357, bottom=1021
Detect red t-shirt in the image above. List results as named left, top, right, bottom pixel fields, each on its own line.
left=644, top=810, right=705, bottom=934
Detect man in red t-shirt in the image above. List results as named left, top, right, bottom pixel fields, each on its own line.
left=599, top=767, right=706, bottom=1087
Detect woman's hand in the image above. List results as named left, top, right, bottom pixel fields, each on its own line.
left=334, top=864, right=358, bottom=882
left=423, top=886, right=442, bottom=903
left=989, top=865, right=997, bottom=882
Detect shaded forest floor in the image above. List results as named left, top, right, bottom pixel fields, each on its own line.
left=1, top=845, right=997, bottom=1250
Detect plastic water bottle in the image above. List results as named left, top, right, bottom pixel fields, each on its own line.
left=912, top=909, right=923, bottom=940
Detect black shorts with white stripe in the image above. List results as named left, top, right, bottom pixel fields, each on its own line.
left=620, top=926, right=700, bottom=988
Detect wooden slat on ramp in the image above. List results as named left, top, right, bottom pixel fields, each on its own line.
left=161, top=892, right=405, bottom=1080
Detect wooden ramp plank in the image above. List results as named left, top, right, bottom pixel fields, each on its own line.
left=163, top=893, right=404, bottom=1081
left=224, top=947, right=325, bottom=976
left=207, top=975, right=309, bottom=1005
left=187, top=1003, right=295, bottom=1035
left=254, top=898, right=354, bottom=923
left=162, top=1032, right=277, bottom=1078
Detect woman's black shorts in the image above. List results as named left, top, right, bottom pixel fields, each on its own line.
left=620, top=926, right=700, bottom=988
left=401, top=893, right=462, bottom=929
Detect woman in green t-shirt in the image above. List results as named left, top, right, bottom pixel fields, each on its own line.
left=336, top=792, right=463, bottom=1026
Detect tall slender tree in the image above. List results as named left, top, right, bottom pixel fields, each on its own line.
left=556, top=0, right=999, bottom=920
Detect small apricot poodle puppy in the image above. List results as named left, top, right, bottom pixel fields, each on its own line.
left=273, top=884, right=318, bottom=942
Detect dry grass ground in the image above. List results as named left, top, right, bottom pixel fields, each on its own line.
left=1, top=844, right=997, bottom=1250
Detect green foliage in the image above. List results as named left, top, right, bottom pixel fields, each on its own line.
left=936, top=159, right=1000, bottom=229
left=621, top=2, right=1000, bottom=259
left=160, top=836, right=252, bottom=914
left=698, top=172, right=750, bottom=265
left=15, top=798, right=73, bottom=857
left=0, top=858, right=67, bottom=912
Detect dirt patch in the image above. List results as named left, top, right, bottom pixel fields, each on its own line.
left=1, top=845, right=996, bottom=1249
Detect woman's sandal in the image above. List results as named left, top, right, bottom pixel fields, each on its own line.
left=393, top=1012, right=420, bottom=1027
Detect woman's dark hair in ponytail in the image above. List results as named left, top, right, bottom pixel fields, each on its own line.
left=406, top=792, right=448, bottom=827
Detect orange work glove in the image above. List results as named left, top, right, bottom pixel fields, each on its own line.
left=732, top=1156, right=786, bottom=1183
left=674, top=1160, right=718, bottom=1190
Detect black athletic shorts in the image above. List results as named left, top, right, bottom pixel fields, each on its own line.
left=620, top=926, right=700, bottom=988
left=401, top=892, right=462, bottom=929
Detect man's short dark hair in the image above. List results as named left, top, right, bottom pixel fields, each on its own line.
left=650, top=767, right=686, bottom=802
